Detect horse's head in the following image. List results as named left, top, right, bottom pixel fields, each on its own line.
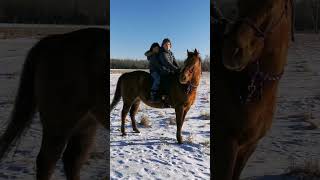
left=222, top=0, right=289, bottom=71
left=179, top=49, right=202, bottom=84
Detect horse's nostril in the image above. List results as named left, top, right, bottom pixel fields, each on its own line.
left=234, top=48, right=239, bottom=55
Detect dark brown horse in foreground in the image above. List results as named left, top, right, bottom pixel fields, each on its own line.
left=110, top=49, right=202, bottom=144
left=0, top=28, right=108, bottom=180
left=213, top=0, right=294, bottom=179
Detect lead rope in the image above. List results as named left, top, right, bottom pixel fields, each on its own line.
left=246, top=61, right=260, bottom=103
left=244, top=60, right=284, bottom=104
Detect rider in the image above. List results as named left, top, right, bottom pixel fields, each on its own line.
left=158, top=38, right=179, bottom=75
left=144, top=43, right=162, bottom=102
left=145, top=38, right=179, bottom=102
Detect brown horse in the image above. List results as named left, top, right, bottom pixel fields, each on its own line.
left=213, top=0, right=294, bottom=179
left=110, top=49, right=202, bottom=144
left=0, top=28, right=108, bottom=180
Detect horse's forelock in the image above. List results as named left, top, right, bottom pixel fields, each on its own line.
left=238, top=0, right=276, bottom=19
left=184, top=53, right=201, bottom=70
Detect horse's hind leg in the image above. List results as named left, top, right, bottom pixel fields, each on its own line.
left=36, top=133, right=69, bottom=180
left=121, top=103, right=131, bottom=136
left=130, top=100, right=141, bottom=133
left=62, top=121, right=97, bottom=180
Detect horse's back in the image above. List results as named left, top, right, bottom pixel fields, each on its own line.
left=120, top=70, right=150, bottom=80
left=116, top=71, right=152, bottom=99
left=120, top=70, right=151, bottom=86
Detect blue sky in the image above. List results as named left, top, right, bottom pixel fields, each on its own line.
left=110, top=0, right=210, bottom=60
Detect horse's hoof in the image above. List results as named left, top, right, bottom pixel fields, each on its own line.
left=133, top=129, right=140, bottom=133
left=121, top=133, right=127, bottom=136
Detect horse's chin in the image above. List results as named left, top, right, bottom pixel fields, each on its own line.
left=179, top=80, right=188, bottom=84
left=224, top=64, right=247, bottom=72
left=223, top=58, right=248, bottom=72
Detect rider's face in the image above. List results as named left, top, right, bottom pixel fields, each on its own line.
left=163, top=42, right=171, bottom=51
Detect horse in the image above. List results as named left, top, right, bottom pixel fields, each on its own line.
left=213, top=0, right=294, bottom=179
left=0, top=28, right=108, bottom=180
left=110, top=49, right=202, bottom=144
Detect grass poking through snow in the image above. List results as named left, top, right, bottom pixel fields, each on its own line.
left=200, top=140, right=210, bottom=148
left=199, top=110, right=210, bottom=120
left=169, top=117, right=176, bottom=125
left=185, top=133, right=194, bottom=144
left=285, top=159, right=320, bottom=179
left=139, top=114, right=151, bottom=128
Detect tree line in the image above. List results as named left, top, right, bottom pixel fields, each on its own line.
left=0, top=0, right=107, bottom=25
left=218, top=0, right=320, bottom=33
left=110, top=57, right=210, bottom=72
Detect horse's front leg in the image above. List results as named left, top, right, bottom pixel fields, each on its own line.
left=175, top=106, right=185, bottom=144
left=214, top=134, right=239, bottom=180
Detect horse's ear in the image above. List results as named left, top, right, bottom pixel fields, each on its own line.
left=194, top=49, right=199, bottom=54
left=187, top=49, right=191, bottom=56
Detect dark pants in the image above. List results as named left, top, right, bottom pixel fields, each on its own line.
left=151, top=72, right=160, bottom=91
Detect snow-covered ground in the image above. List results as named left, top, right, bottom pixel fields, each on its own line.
left=0, top=37, right=107, bottom=179
left=110, top=71, right=211, bottom=179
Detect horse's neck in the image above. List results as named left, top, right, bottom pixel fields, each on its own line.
left=254, top=1, right=291, bottom=75
left=191, top=67, right=201, bottom=87
left=259, top=23, right=290, bottom=75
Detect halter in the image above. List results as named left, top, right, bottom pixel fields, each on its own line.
left=183, top=56, right=202, bottom=94
left=235, top=0, right=293, bottom=104
left=186, top=82, right=198, bottom=94
left=241, top=60, right=284, bottom=104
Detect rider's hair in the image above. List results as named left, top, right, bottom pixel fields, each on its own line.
left=161, top=38, right=171, bottom=47
left=149, top=42, right=160, bottom=52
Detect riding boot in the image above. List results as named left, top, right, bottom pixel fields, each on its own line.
left=150, top=90, right=160, bottom=103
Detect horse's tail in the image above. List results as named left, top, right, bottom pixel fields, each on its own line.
left=110, top=75, right=123, bottom=111
left=0, top=45, right=37, bottom=160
